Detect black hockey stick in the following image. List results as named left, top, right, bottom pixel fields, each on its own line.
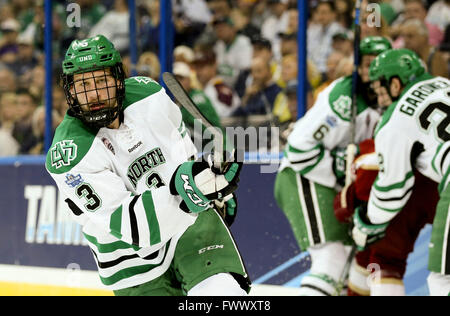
left=162, top=72, right=225, bottom=172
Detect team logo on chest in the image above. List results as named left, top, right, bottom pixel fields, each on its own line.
left=127, top=148, right=166, bottom=188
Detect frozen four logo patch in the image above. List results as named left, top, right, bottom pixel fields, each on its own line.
left=65, top=173, right=84, bottom=188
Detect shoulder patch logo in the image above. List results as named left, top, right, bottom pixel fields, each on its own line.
left=333, top=95, right=352, bottom=120
left=50, top=140, right=78, bottom=169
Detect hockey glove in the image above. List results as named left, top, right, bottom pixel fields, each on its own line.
left=352, top=205, right=389, bottom=251
left=333, top=183, right=357, bottom=223
left=214, top=193, right=238, bottom=226
left=170, top=152, right=242, bottom=214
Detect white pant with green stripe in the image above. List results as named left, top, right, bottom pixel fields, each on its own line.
left=275, top=168, right=353, bottom=295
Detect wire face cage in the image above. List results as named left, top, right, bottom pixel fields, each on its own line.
left=62, top=65, right=125, bottom=128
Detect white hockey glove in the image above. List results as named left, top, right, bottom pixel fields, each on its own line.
left=352, top=206, right=389, bottom=250
left=170, top=150, right=242, bottom=215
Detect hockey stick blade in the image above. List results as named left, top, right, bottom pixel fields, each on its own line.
left=162, top=72, right=224, bottom=171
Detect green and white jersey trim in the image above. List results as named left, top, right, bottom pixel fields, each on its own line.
left=46, top=77, right=198, bottom=290
left=279, top=76, right=380, bottom=188
left=368, top=75, right=450, bottom=224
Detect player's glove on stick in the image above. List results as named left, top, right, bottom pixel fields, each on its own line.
left=352, top=205, right=389, bottom=250
left=170, top=151, right=242, bottom=214
left=214, top=192, right=238, bottom=226
left=331, top=146, right=356, bottom=187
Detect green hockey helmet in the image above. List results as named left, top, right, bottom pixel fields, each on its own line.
left=369, top=48, right=425, bottom=85
left=360, top=36, right=392, bottom=56
left=61, top=35, right=126, bottom=128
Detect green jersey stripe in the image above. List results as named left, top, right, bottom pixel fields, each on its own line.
left=374, top=171, right=414, bottom=192
left=287, top=143, right=321, bottom=154
left=371, top=200, right=403, bottom=213
left=142, top=191, right=161, bottom=245
left=99, top=240, right=171, bottom=286
left=299, top=147, right=325, bottom=176
left=83, top=233, right=140, bottom=253
left=110, top=205, right=123, bottom=239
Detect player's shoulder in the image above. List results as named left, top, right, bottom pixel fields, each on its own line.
left=189, top=89, right=210, bottom=105
left=327, top=76, right=353, bottom=121
left=123, top=76, right=163, bottom=110
left=46, top=114, right=98, bottom=175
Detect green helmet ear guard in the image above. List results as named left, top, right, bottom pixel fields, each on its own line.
left=61, top=35, right=126, bottom=128
left=359, top=36, right=392, bottom=56
left=369, top=48, right=426, bottom=85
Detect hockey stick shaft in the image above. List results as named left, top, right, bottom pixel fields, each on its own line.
left=336, top=1, right=363, bottom=295
left=162, top=72, right=224, bottom=172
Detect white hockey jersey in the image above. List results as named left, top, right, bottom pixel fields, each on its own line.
left=280, top=76, right=381, bottom=189
left=46, top=77, right=198, bottom=290
left=368, top=74, right=450, bottom=224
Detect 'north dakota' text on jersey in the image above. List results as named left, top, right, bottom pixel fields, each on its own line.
left=127, top=148, right=166, bottom=188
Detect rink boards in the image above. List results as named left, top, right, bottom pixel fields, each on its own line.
left=0, top=155, right=431, bottom=295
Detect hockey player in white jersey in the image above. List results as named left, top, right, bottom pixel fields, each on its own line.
left=352, top=48, right=450, bottom=296
left=46, top=35, right=250, bottom=296
left=274, top=36, right=392, bottom=295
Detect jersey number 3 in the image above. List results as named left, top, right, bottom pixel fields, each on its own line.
left=76, top=184, right=102, bottom=212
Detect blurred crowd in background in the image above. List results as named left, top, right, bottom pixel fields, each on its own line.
left=0, top=0, right=448, bottom=155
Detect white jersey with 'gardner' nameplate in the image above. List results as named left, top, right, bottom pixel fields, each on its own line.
left=46, top=77, right=198, bottom=290
left=368, top=75, right=450, bottom=224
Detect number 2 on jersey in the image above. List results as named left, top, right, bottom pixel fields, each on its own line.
left=418, top=92, right=450, bottom=142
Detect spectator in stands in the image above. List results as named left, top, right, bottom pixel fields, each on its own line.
left=313, top=50, right=347, bottom=100
left=0, top=92, right=19, bottom=155
left=426, top=0, right=450, bottom=31
left=137, top=51, right=161, bottom=82
left=12, top=89, right=38, bottom=154
left=331, top=32, right=353, bottom=57
left=173, top=0, right=211, bottom=47
left=261, top=0, right=289, bottom=60
left=52, top=84, right=68, bottom=119
left=0, top=67, right=17, bottom=93
left=11, top=33, right=40, bottom=88
left=233, top=56, right=282, bottom=116
left=0, top=91, right=17, bottom=130
left=279, top=80, right=299, bottom=149
left=234, top=36, right=282, bottom=98
left=28, top=65, right=45, bottom=104
left=402, top=18, right=449, bottom=77
left=335, top=0, right=354, bottom=29
left=89, top=0, right=130, bottom=54
left=230, top=0, right=265, bottom=39
left=138, top=0, right=161, bottom=54
left=307, top=0, right=346, bottom=77
left=212, top=16, right=253, bottom=87
left=273, top=54, right=301, bottom=122
left=27, top=106, right=61, bottom=155
left=391, top=0, right=444, bottom=47
left=192, top=49, right=240, bottom=117
left=0, top=18, right=20, bottom=66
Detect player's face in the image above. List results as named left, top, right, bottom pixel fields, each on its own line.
left=371, top=80, right=392, bottom=108
left=359, top=55, right=377, bottom=83
left=71, top=69, right=118, bottom=113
